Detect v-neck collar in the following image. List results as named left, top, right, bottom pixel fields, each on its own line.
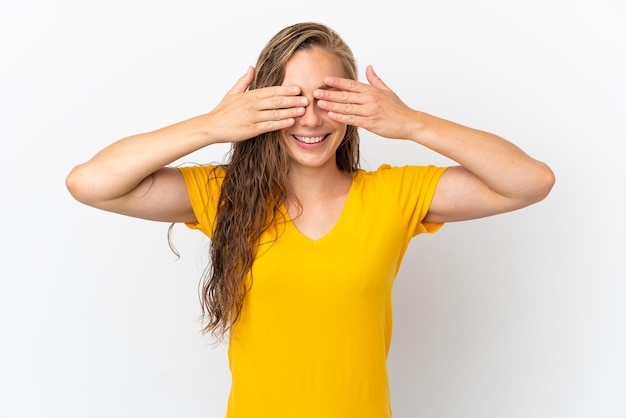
left=282, top=170, right=361, bottom=245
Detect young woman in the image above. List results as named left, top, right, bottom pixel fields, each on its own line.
left=66, top=22, right=554, bottom=418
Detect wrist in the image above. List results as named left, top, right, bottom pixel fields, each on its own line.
left=189, top=113, right=223, bottom=146
left=404, top=110, right=429, bottom=143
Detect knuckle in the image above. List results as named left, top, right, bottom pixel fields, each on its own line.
left=271, top=96, right=282, bottom=107
left=262, top=120, right=275, bottom=132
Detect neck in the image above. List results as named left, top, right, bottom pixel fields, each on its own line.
left=287, top=163, right=352, bottom=202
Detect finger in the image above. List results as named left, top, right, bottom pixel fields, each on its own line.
left=258, top=106, right=305, bottom=122
left=256, top=117, right=296, bottom=133
left=314, top=88, right=366, bottom=105
left=317, top=99, right=364, bottom=116
left=322, top=76, right=368, bottom=93
left=254, top=85, right=302, bottom=100
left=366, top=65, right=390, bottom=90
left=227, top=66, right=255, bottom=94
left=327, top=111, right=359, bottom=126
left=258, top=95, right=308, bottom=112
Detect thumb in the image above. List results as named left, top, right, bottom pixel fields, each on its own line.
left=227, top=66, right=255, bottom=94
left=366, top=65, right=389, bottom=90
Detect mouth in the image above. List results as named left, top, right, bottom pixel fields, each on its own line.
left=293, top=134, right=327, bottom=144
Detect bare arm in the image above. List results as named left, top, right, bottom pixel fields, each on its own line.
left=65, top=116, right=215, bottom=223
left=314, top=66, right=555, bottom=223
left=402, top=114, right=554, bottom=223
left=66, top=67, right=308, bottom=222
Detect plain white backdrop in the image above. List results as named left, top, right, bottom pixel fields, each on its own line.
left=1, top=0, right=624, bottom=417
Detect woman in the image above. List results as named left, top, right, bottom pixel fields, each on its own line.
left=66, top=22, right=554, bottom=418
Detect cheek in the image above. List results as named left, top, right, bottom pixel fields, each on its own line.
left=334, top=124, right=348, bottom=141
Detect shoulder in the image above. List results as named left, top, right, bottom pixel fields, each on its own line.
left=354, top=164, right=448, bottom=210
left=357, top=164, right=448, bottom=186
left=353, top=164, right=449, bottom=236
left=177, top=163, right=226, bottom=180
left=177, top=164, right=226, bottom=191
left=175, top=164, right=227, bottom=237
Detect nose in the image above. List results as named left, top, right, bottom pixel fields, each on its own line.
left=296, top=97, right=323, bottom=128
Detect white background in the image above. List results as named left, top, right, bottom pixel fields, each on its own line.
left=1, top=0, right=624, bottom=417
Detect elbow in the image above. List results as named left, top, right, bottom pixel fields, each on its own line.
left=65, top=164, right=95, bottom=205
left=528, top=162, right=556, bottom=204
left=65, top=165, right=84, bottom=202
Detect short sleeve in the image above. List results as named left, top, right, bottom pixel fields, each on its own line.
left=176, top=165, right=225, bottom=238
left=376, top=164, right=448, bottom=237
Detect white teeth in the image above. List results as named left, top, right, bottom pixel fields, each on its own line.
left=294, top=135, right=325, bottom=144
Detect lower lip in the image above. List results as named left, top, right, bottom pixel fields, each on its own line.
left=292, top=135, right=328, bottom=149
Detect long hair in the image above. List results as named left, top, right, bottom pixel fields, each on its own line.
left=200, top=22, right=360, bottom=341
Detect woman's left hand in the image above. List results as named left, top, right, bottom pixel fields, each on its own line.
left=314, top=65, right=416, bottom=140
left=316, top=65, right=555, bottom=223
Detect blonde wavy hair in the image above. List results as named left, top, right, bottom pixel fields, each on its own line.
left=201, top=22, right=360, bottom=340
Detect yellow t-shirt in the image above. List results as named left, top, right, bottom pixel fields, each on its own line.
left=178, top=164, right=447, bottom=418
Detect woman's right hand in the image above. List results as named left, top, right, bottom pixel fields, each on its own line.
left=66, top=67, right=306, bottom=222
left=205, top=66, right=308, bottom=144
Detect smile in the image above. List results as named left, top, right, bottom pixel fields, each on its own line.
left=293, top=135, right=326, bottom=144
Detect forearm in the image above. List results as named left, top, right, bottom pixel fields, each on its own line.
left=66, top=113, right=218, bottom=204
left=407, top=110, right=554, bottom=202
